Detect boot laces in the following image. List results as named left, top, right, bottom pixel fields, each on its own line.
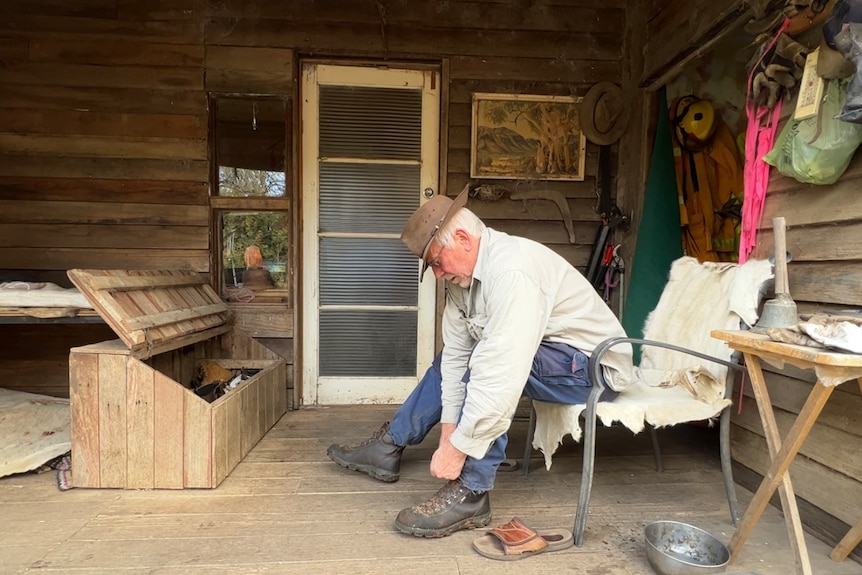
left=417, top=480, right=467, bottom=513
left=352, top=422, right=390, bottom=448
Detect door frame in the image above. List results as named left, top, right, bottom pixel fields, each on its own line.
left=298, top=61, right=442, bottom=406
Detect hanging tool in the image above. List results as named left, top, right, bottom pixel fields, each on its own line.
left=585, top=146, right=629, bottom=287
left=510, top=188, right=577, bottom=244
left=599, top=244, right=624, bottom=304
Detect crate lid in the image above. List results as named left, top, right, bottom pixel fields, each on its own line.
left=67, top=269, right=232, bottom=357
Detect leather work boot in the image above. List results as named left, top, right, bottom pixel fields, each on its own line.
left=326, top=422, right=405, bottom=482
left=394, top=479, right=491, bottom=537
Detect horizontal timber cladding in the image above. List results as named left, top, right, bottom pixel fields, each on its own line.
left=752, top=153, right=862, bottom=310
left=0, top=85, right=205, bottom=115
left=0, top=249, right=210, bottom=273
left=0, top=110, right=207, bottom=139
left=205, top=45, right=294, bottom=94
left=0, top=178, right=208, bottom=204
left=206, top=20, right=621, bottom=61
left=732, top=424, right=862, bottom=529
left=0, top=199, right=207, bottom=230
left=206, top=0, right=626, bottom=32
left=26, top=38, right=205, bottom=67
left=0, top=62, right=203, bottom=90
left=0, top=4, right=208, bottom=275
left=0, top=134, right=205, bottom=161
left=0, top=323, right=116, bottom=398
left=0, top=224, right=208, bottom=250
left=448, top=57, right=622, bottom=83
left=0, top=0, right=626, bottom=276
left=0, top=15, right=204, bottom=41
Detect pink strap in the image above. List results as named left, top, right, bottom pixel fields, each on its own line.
left=739, top=18, right=791, bottom=263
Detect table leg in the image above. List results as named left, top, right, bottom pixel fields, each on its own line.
left=729, top=354, right=834, bottom=575
left=830, top=517, right=862, bottom=562
left=830, top=377, right=862, bottom=563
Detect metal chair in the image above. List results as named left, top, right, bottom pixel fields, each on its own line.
left=519, top=256, right=774, bottom=546
left=520, top=345, right=743, bottom=547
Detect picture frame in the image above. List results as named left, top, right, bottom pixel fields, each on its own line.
left=470, top=92, right=586, bottom=181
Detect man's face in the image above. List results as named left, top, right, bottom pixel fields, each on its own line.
left=424, top=230, right=476, bottom=288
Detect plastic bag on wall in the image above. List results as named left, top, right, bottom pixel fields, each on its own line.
left=823, top=0, right=862, bottom=121
left=763, top=79, right=862, bottom=184
left=835, top=23, right=862, bottom=122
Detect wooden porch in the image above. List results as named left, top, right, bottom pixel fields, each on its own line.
left=2, top=405, right=858, bottom=575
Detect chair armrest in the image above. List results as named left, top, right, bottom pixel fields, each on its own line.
left=587, top=337, right=746, bottom=410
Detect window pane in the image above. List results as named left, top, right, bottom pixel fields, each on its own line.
left=216, top=97, right=286, bottom=197
left=319, top=310, right=417, bottom=376
left=219, top=168, right=285, bottom=198
left=320, top=237, right=417, bottom=306
left=319, top=85, right=421, bottom=160
left=319, top=163, right=419, bottom=234
left=221, top=211, right=289, bottom=296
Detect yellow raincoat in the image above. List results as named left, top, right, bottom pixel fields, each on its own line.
left=672, top=111, right=743, bottom=263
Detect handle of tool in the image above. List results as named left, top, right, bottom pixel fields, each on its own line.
left=773, top=217, right=789, bottom=295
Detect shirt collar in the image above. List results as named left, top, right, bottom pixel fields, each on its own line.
left=470, top=227, right=493, bottom=285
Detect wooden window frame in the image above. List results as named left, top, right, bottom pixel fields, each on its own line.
left=208, top=93, right=295, bottom=308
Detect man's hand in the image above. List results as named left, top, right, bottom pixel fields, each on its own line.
left=430, top=423, right=467, bottom=480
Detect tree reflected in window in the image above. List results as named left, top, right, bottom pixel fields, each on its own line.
left=215, top=98, right=286, bottom=197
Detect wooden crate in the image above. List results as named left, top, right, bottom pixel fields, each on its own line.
left=67, top=269, right=287, bottom=489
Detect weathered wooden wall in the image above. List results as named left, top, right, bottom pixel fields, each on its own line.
left=203, top=0, right=630, bottom=269
left=0, top=0, right=635, bottom=402
left=0, top=0, right=211, bottom=399
left=0, top=1, right=210, bottom=276
left=641, top=0, right=750, bottom=88
left=730, top=151, right=862, bottom=562
left=0, top=323, right=115, bottom=397
left=728, top=15, right=862, bottom=560
left=646, top=0, right=862, bottom=559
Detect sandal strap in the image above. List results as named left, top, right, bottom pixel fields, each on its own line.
left=488, top=517, right=549, bottom=556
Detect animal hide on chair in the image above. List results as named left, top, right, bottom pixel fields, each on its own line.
left=531, top=256, right=774, bottom=470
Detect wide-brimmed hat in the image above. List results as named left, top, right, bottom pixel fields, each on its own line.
left=401, top=183, right=470, bottom=273
left=580, top=82, right=629, bottom=145
left=817, top=36, right=854, bottom=79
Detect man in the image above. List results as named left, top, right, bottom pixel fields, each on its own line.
left=327, top=184, right=633, bottom=538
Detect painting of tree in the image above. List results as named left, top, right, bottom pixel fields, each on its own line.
left=470, top=93, right=586, bottom=181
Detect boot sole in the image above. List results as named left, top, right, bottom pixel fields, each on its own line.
left=327, top=451, right=399, bottom=483
left=394, top=511, right=492, bottom=538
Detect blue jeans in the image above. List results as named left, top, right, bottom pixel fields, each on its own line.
left=386, top=341, right=618, bottom=493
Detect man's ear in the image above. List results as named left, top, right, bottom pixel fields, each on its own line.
left=453, top=228, right=474, bottom=251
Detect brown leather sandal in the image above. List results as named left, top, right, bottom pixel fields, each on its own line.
left=471, top=517, right=574, bottom=561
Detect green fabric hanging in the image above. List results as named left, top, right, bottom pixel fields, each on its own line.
left=622, top=88, right=683, bottom=363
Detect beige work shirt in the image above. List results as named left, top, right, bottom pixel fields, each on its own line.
left=441, top=228, right=633, bottom=459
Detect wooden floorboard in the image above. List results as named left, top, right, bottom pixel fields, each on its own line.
left=1, top=404, right=860, bottom=574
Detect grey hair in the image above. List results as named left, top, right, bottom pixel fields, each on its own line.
left=434, top=207, right=486, bottom=247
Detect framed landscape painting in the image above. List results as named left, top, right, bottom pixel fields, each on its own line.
left=470, top=92, right=586, bottom=181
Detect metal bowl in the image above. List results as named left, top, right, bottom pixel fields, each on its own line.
left=644, top=521, right=730, bottom=575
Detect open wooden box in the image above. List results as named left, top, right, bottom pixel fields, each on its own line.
left=67, top=269, right=287, bottom=489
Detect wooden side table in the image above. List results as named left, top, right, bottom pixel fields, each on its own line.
left=711, top=330, right=862, bottom=575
